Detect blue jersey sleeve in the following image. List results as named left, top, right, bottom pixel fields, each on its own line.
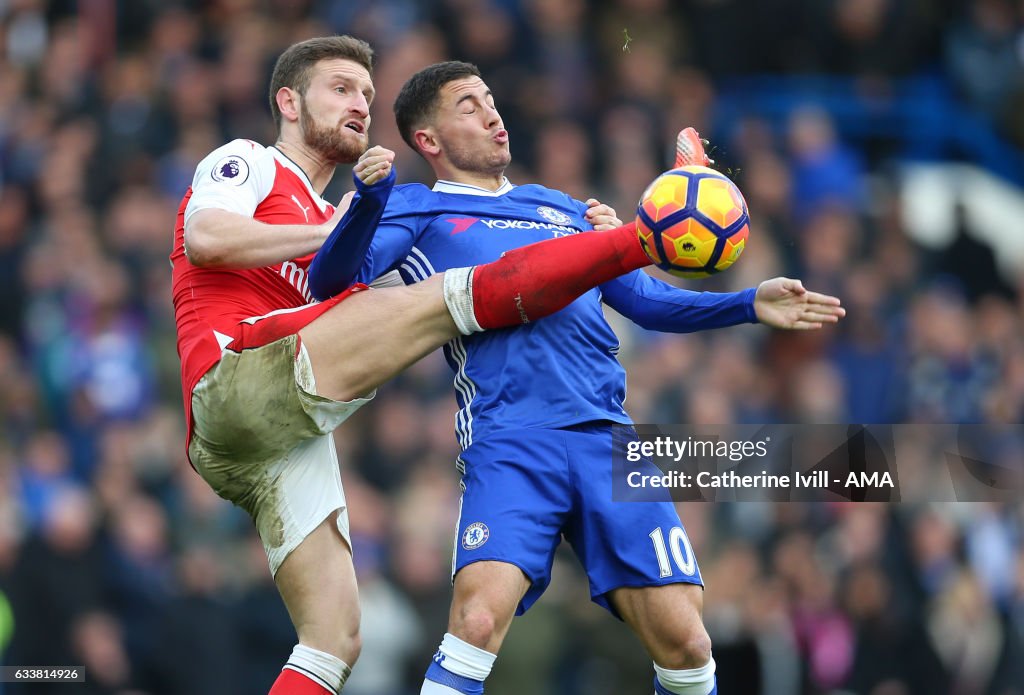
left=571, top=197, right=591, bottom=222
left=350, top=186, right=422, bottom=286
left=601, top=271, right=758, bottom=332
left=308, top=168, right=396, bottom=301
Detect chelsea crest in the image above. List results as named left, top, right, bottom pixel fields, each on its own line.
left=537, top=206, right=572, bottom=225
left=461, top=522, right=490, bottom=550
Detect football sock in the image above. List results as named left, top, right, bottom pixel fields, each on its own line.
left=269, top=669, right=334, bottom=695
left=443, top=267, right=484, bottom=334
left=269, top=644, right=351, bottom=695
left=420, top=632, right=496, bottom=694
left=653, top=658, right=717, bottom=695
left=443, top=221, right=648, bottom=334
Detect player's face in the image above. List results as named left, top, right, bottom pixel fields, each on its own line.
left=298, top=58, right=374, bottom=164
left=432, top=77, right=511, bottom=175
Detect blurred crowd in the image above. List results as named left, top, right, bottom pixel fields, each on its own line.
left=0, top=0, right=1023, bottom=693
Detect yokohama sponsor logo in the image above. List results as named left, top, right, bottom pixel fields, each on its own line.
left=280, top=261, right=313, bottom=302
left=479, top=219, right=578, bottom=236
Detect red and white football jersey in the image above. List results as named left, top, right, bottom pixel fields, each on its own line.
left=171, top=139, right=357, bottom=438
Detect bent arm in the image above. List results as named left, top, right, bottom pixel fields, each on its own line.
left=308, top=168, right=396, bottom=300
left=184, top=208, right=328, bottom=269
left=601, top=271, right=758, bottom=332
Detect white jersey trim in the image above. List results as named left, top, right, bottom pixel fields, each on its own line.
left=450, top=490, right=465, bottom=582
left=448, top=336, right=477, bottom=450
left=213, top=330, right=235, bottom=350
left=239, top=302, right=320, bottom=326
left=269, top=147, right=332, bottom=215
left=432, top=178, right=514, bottom=197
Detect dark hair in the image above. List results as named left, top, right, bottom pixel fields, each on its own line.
left=268, top=35, right=374, bottom=130
left=393, top=61, right=481, bottom=153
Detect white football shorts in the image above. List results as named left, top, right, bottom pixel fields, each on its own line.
left=188, top=333, right=374, bottom=575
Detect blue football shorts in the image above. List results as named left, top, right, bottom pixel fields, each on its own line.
left=453, top=422, right=703, bottom=616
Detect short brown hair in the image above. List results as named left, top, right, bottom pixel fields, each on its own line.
left=393, top=61, right=481, bottom=153
left=268, top=35, right=374, bottom=130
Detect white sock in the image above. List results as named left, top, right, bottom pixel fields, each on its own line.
left=283, top=643, right=352, bottom=694
left=654, top=657, right=716, bottom=695
left=442, top=267, right=483, bottom=335
left=421, top=632, right=496, bottom=694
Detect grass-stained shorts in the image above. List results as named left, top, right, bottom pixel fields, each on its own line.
left=189, top=333, right=373, bottom=575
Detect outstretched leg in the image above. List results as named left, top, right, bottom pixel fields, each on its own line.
left=301, top=221, right=648, bottom=402
left=467, top=221, right=648, bottom=329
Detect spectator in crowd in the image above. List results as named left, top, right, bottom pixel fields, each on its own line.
left=1, top=3, right=1022, bottom=694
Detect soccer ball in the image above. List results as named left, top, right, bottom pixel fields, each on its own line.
left=636, top=166, right=749, bottom=278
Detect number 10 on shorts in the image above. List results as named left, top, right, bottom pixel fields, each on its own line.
left=649, top=527, right=697, bottom=578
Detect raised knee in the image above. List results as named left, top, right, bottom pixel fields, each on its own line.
left=661, top=628, right=712, bottom=670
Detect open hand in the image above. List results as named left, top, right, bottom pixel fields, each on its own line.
left=354, top=145, right=395, bottom=186
left=754, top=277, right=845, bottom=329
left=584, top=198, right=621, bottom=231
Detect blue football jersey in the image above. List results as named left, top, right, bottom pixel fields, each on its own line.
left=351, top=178, right=757, bottom=449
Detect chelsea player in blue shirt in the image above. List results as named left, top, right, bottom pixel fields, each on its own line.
left=310, top=62, right=844, bottom=695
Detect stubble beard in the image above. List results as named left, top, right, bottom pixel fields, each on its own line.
left=443, top=136, right=511, bottom=178
left=300, top=104, right=366, bottom=164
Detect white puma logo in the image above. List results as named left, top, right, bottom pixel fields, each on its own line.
left=291, top=194, right=312, bottom=222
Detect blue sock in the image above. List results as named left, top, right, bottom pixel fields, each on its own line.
left=655, top=676, right=674, bottom=695
left=423, top=658, right=484, bottom=694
